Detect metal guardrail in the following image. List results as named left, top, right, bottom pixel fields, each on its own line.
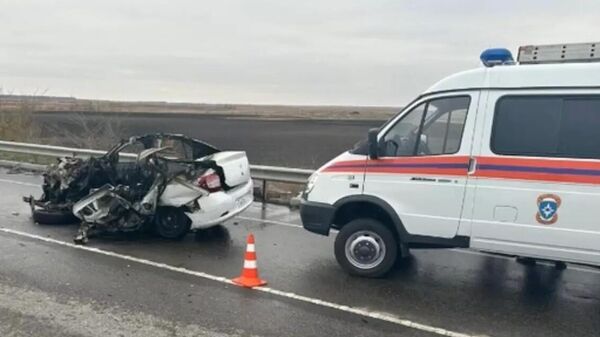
left=249, top=165, right=313, bottom=184
left=0, top=140, right=314, bottom=184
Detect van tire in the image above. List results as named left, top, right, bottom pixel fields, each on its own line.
left=334, top=218, right=398, bottom=278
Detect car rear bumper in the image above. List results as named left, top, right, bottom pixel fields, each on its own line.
left=300, top=200, right=335, bottom=236
left=187, top=179, right=253, bottom=229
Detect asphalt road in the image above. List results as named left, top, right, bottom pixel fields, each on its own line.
left=1, top=168, right=600, bottom=337
left=33, top=112, right=386, bottom=169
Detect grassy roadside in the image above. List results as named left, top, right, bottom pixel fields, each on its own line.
left=1, top=95, right=398, bottom=121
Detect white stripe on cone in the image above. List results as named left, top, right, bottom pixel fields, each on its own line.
left=243, top=260, right=257, bottom=269
left=247, top=244, right=255, bottom=252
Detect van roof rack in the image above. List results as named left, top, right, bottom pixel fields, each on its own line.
left=518, top=42, right=599, bottom=64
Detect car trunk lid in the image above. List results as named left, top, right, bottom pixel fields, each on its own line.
left=198, top=151, right=250, bottom=187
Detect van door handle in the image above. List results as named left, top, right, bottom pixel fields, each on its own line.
left=467, top=157, right=477, bottom=175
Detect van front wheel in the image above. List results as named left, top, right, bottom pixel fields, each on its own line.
left=334, top=218, right=398, bottom=278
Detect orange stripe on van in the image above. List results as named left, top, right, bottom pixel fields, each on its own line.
left=321, top=155, right=600, bottom=185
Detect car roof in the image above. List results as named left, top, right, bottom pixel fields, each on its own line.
left=425, top=62, right=600, bottom=94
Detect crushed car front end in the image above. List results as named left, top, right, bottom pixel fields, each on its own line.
left=24, top=133, right=254, bottom=243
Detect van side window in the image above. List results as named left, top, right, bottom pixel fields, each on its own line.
left=380, top=96, right=470, bottom=157
left=560, top=99, right=600, bottom=158
left=492, top=96, right=600, bottom=159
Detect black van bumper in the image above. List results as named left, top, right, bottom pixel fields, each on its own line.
left=300, top=200, right=335, bottom=236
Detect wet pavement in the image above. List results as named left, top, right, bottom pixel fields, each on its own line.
left=1, top=168, right=600, bottom=336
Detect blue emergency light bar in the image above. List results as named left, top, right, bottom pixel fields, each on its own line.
left=480, top=48, right=514, bottom=67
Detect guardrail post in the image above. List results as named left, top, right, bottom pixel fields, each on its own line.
left=262, top=179, right=267, bottom=207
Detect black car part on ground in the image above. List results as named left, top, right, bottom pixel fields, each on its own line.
left=24, top=133, right=223, bottom=243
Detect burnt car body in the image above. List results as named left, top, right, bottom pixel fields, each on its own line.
left=24, top=134, right=253, bottom=243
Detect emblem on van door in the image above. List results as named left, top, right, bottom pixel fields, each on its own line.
left=536, top=194, right=561, bottom=225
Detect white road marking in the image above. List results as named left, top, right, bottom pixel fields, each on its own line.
left=0, top=227, right=476, bottom=337
left=248, top=204, right=302, bottom=222
left=0, top=178, right=39, bottom=188
left=248, top=204, right=292, bottom=218
left=236, top=215, right=303, bottom=228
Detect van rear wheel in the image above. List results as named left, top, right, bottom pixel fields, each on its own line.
left=334, top=218, right=398, bottom=278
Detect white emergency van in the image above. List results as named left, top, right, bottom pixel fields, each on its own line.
left=300, top=42, right=600, bottom=277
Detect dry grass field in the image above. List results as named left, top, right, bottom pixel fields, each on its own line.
left=0, top=95, right=399, bottom=120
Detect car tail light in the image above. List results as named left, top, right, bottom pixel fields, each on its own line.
left=196, top=171, right=222, bottom=192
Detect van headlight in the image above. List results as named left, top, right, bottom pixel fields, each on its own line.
left=303, top=172, right=319, bottom=198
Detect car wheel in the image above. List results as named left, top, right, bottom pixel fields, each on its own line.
left=334, top=218, right=398, bottom=278
left=32, top=208, right=79, bottom=225
left=154, top=207, right=191, bottom=240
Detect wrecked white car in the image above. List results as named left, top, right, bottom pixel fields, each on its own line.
left=23, top=134, right=253, bottom=244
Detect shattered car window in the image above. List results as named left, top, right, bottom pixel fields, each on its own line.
left=118, top=142, right=147, bottom=156
left=158, top=138, right=194, bottom=160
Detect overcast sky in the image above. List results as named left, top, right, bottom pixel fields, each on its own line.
left=1, top=1, right=599, bottom=106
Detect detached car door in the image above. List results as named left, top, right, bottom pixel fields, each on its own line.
left=363, top=93, right=479, bottom=238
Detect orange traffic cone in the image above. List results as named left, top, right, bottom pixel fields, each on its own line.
left=232, top=234, right=267, bottom=288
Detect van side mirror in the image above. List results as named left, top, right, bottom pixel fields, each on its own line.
left=368, top=128, right=379, bottom=159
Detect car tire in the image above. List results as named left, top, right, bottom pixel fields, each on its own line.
left=154, top=207, right=191, bottom=240
left=334, top=218, right=398, bottom=278
left=32, top=208, right=79, bottom=225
